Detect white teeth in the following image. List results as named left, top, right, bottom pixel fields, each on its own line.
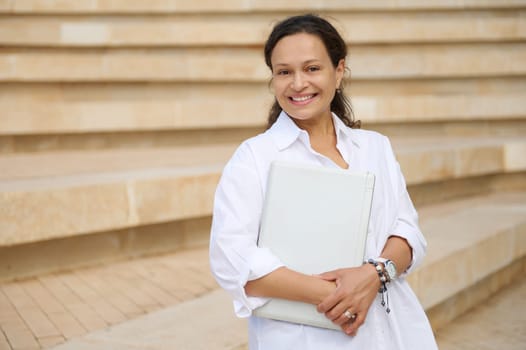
left=291, top=95, right=313, bottom=102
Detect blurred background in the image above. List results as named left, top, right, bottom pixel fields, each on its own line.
left=0, top=0, right=525, bottom=349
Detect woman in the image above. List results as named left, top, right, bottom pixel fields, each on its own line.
left=209, top=14, right=438, bottom=349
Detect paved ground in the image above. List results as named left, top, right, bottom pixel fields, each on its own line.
left=0, top=248, right=217, bottom=349
left=0, top=247, right=524, bottom=349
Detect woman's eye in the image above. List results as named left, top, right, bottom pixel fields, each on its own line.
left=307, top=66, right=320, bottom=72
left=276, top=70, right=290, bottom=76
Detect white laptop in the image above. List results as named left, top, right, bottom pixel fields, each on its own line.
left=253, top=161, right=375, bottom=330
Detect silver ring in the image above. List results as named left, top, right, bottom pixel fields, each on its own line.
left=343, top=310, right=353, bottom=319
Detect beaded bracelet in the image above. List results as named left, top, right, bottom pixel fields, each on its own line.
left=365, top=259, right=391, bottom=313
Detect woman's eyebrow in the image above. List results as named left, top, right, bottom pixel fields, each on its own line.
left=273, top=59, right=321, bottom=67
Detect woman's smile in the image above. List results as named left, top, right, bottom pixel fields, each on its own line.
left=270, top=32, right=344, bottom=123
left=289, top=94, right=318, bottom=104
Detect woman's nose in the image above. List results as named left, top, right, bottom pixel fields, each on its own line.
left=291, top=72, right=307, bottom=90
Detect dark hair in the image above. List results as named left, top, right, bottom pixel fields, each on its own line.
left=263, top=14, right=360, bottom=129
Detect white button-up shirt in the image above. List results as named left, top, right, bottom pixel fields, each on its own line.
left=210, top=111, right=438, bottom=350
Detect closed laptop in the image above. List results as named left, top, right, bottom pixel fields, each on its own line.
left=254, top=161, right=375, bottom=330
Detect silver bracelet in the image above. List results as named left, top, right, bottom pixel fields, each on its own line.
left=365, top=259, right=391, bottom=313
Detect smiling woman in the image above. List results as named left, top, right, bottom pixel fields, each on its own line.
left=264, top=14, right=358, bottom=131
left=270, top=33, right=344, bottom=127
left=209, top=14, right=438, bottom=350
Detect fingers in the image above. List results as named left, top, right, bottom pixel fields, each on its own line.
left=332, top=308, right=357, bottom=327
left=317, top=270, right=340, bottom=281
left=316, top=291, right=338, bottom=313
left=342, top=322, right=357, bottom=336
left=324, top=298, right=349, bottom=322
left=316, top=285, right=345, bottom=313
left=342, top=312, right=366, bottom=336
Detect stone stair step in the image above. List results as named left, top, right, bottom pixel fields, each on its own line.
left=1, top=84, right=524, bottom=137
left=3, top=10, right=524, bottom=47
left=0, top=137, right=525, bottom=248
left=46, top=190, right=526, bottom=350
left=0, top=144, right=234, bottom=247
left=3, top=0, right=524, bottom=14
left=0, top=145, right=234, bottom=182
left=2, top=43, right=525, bottom=82
left=393, top=136, right=526, bottom=184
left=0, top=126, right=260, bottom=155
left=407, top=192, right=526, bottom=312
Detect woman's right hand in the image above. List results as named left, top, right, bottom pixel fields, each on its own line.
left=316, top=264, right=380, bottom=336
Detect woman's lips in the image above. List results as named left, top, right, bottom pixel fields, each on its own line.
left=289, top=94, right=316, bottom=104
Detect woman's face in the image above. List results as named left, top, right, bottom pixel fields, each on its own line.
left=270, top=32, right=344, bottom=123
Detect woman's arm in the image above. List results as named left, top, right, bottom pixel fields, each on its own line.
left=379, top=235, right=412, bottom=275
left=245, top=267, right=335, bottom=305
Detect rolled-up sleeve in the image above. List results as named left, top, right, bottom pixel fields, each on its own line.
left=209, top=144, right=284, bottom=317
left=384, top=137, right=427, bottom=276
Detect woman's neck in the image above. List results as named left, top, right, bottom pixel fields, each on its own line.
left=291, top=113, right=348, bottom=169
left=291, top=113, right=335, bottom=140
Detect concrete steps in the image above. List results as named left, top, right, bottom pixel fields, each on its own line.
left=1, top=3, right=524, bottom=156
left=410, top=192, right=526, bottom=312
left=0, top=144, right=233, bottom=247
left=1, top=4, right=524, bottom=154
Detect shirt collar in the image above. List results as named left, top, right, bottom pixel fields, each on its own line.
left=332, top=112, right=361, bottom=149
left=269, top=110, right=360, bottom=151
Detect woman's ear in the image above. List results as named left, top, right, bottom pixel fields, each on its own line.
left=335, top=59, right=345, bottom=88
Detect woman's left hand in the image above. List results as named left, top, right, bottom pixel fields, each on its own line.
left=316, top=264, right=380, bottom=336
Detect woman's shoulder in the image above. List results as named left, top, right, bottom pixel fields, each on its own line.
left=227, top=131, right=278, bottom=167
left=236, top=130, right=276, bottom=153
left=350, top=128, right=391, bottom=148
